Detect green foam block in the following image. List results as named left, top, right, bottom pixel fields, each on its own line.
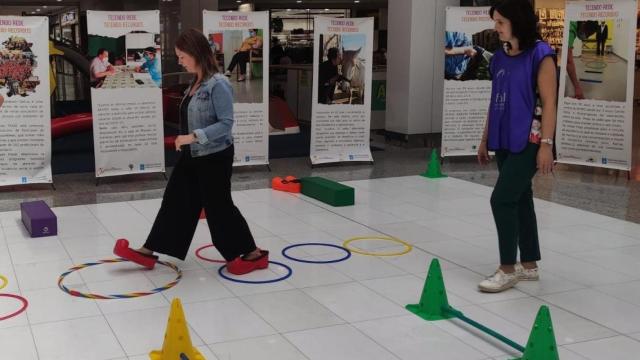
left=300, top=177, right=355, bottom=207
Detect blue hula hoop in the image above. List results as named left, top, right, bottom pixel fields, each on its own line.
left=218, top=261, right=292, bottom=284
left=281, top=243, right=351, bottom=264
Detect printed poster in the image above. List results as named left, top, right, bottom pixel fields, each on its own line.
left=203, top=10, right=269, bottom=166
left=310, top=16, right=374, bottom=165
left=557, top=0, right=637, bottom=170
left=441, top=7, right=497, bottom=157
left=87, top=10, right=165, bottom=178
left=0, top=16, right=52, bottom=185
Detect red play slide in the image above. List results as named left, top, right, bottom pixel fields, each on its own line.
left=51, top=113, right=177, bottom=149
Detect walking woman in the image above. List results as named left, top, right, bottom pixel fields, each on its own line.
left=114, top=29, right=268, bottom=275
left=477, top=0, right=557, bottom=293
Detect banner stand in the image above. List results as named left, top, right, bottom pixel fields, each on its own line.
left=310, top=16, right=375, bottom=166
left=94, top=172, right=167, bottom=187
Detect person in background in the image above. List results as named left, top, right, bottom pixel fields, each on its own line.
left=318, top=47, right=347, bottom=104
left=136, top=47, right=162, bottom=87
left=477, top=0, right=557, bottom=293
left=596, top=20, right=608, bottom=56
left=224, top=29, right=262, bottom=81
left=89, top=48, right=115, bottom=87
left=114, top=29, right=268, bottom=275
left=566, top=22, right=585, bottom=99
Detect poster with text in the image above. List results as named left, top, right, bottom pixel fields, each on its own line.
left=203, top=10, right=269, bottom=166
left=442, top=7, right=498, bottom=157
left=310, top=16, right=374, bottom=165
left=87, top=10, right=165, bottom=178
left=0, top=16, right=52, bottom=186
left=557, top=0, right=637, bottom=170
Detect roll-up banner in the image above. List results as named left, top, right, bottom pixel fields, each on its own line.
left=0, top=16, right=52, bottom=186
left=557, top=0, right=637, bottom=170
left=87, top=10, right=165, bottom=178
left=441, top=7, right=496, bottom=157
left=203, top=10, right=269, bottom=166
left=310, top=16, right=374, bottom=165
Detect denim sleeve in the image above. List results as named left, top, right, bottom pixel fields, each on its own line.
left=193, top=80, right=234, bottom=145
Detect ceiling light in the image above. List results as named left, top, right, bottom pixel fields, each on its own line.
left=355, top=0, right=360, bottom=3
left=43, top=5, right=48, bottom=8
left=36, top=8, right=41, bottom=12
left=286, top=9, right=291, bottom=11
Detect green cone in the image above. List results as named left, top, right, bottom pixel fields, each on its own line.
left=420, top=149, right=447, bottom=178
left=405, top=259, right=454, bottom=321
left=514, top=306, right=560, bottom=360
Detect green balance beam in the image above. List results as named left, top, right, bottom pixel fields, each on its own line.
left=300, top=177, right=355, bottom=207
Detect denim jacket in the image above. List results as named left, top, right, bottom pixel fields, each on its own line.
left=184, top=73, right=234, bottom=157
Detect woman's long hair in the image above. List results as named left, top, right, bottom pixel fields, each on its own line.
left=490, top=0, right=541, bottom=50
left=175, top=28, right=220, bottom=79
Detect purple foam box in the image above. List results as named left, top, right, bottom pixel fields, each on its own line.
left=20, top=200, right=57, bottom=238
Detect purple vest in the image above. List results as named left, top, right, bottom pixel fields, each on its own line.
left=488, top=41, right=555, bottom=152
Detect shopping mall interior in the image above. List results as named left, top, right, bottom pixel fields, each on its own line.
left=0, top=0, right=640, bottom=359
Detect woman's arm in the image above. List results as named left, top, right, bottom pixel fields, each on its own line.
left=192, top=81, right=234, bottom=145
left=536, top=56, right=558, bottom=175
left=478, top=111, right=490, bottom=165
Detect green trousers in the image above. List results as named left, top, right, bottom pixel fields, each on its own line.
left=491, top=143, right=541, bottom=265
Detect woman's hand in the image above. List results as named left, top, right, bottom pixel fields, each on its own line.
left=537, top=144, right=554, bottom=175
left=477, top=141, right=490, bottom=165
left=175, top=134, right=196, bottom=151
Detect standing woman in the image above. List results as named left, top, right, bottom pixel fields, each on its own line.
left=477, top=0, right=557, bottom=293
left=114, top=29, right=268, bottom=275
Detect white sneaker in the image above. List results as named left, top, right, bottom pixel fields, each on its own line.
left=224, top=70, right=231, bottom=77
left=478, top=269, right=519, bottom=293
left=515, top=263, right=539, bottom=281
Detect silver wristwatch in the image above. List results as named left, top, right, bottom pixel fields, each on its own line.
left=540, top=138, right=554, bottom=145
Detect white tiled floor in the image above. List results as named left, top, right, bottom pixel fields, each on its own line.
left=1, top=176, right=639, bottom=359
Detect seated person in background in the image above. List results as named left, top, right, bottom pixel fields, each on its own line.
left=136, top=47, right=162, bottom=87
left=224, top=29, right=262, bottom=81
left=90, top=48, right=116, bottom=87
left=318, top=47, right=348, bottom=104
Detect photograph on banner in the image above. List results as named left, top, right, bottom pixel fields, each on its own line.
left=87, top=10, right=165, bottom=178
left=556, top=0, right=637, bottom=171
left=444, top=29, right=499, bottom=81
left=208, top=28, right=264, bottom=103
left=88, top=31, right=162, bottom=89
left=441, top=7, right=496, bottom=157
left=564, top=19, right=628, bottom=102
left=0, top=16, right=52, bottom=185
left=310, top=16, right=374, bottom=165
left=0, top=36, right=41, bottom=97
left=317, top=33, right=366, bottom=105
left=203, top=10, right=269, bottom=166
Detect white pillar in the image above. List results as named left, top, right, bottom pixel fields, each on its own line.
left=385, top=0, right=457, bottom=142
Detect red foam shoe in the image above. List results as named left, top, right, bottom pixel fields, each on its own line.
left=113, top=239, right=158, bottom=270
left=226, top=250, right=269, bottom=275
left=271, top=176, right=301, bottom=193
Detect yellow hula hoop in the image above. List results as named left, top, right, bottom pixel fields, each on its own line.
left=0, top=275, right=8, bottom=291
left=343, top=236, right=412, bottom=256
